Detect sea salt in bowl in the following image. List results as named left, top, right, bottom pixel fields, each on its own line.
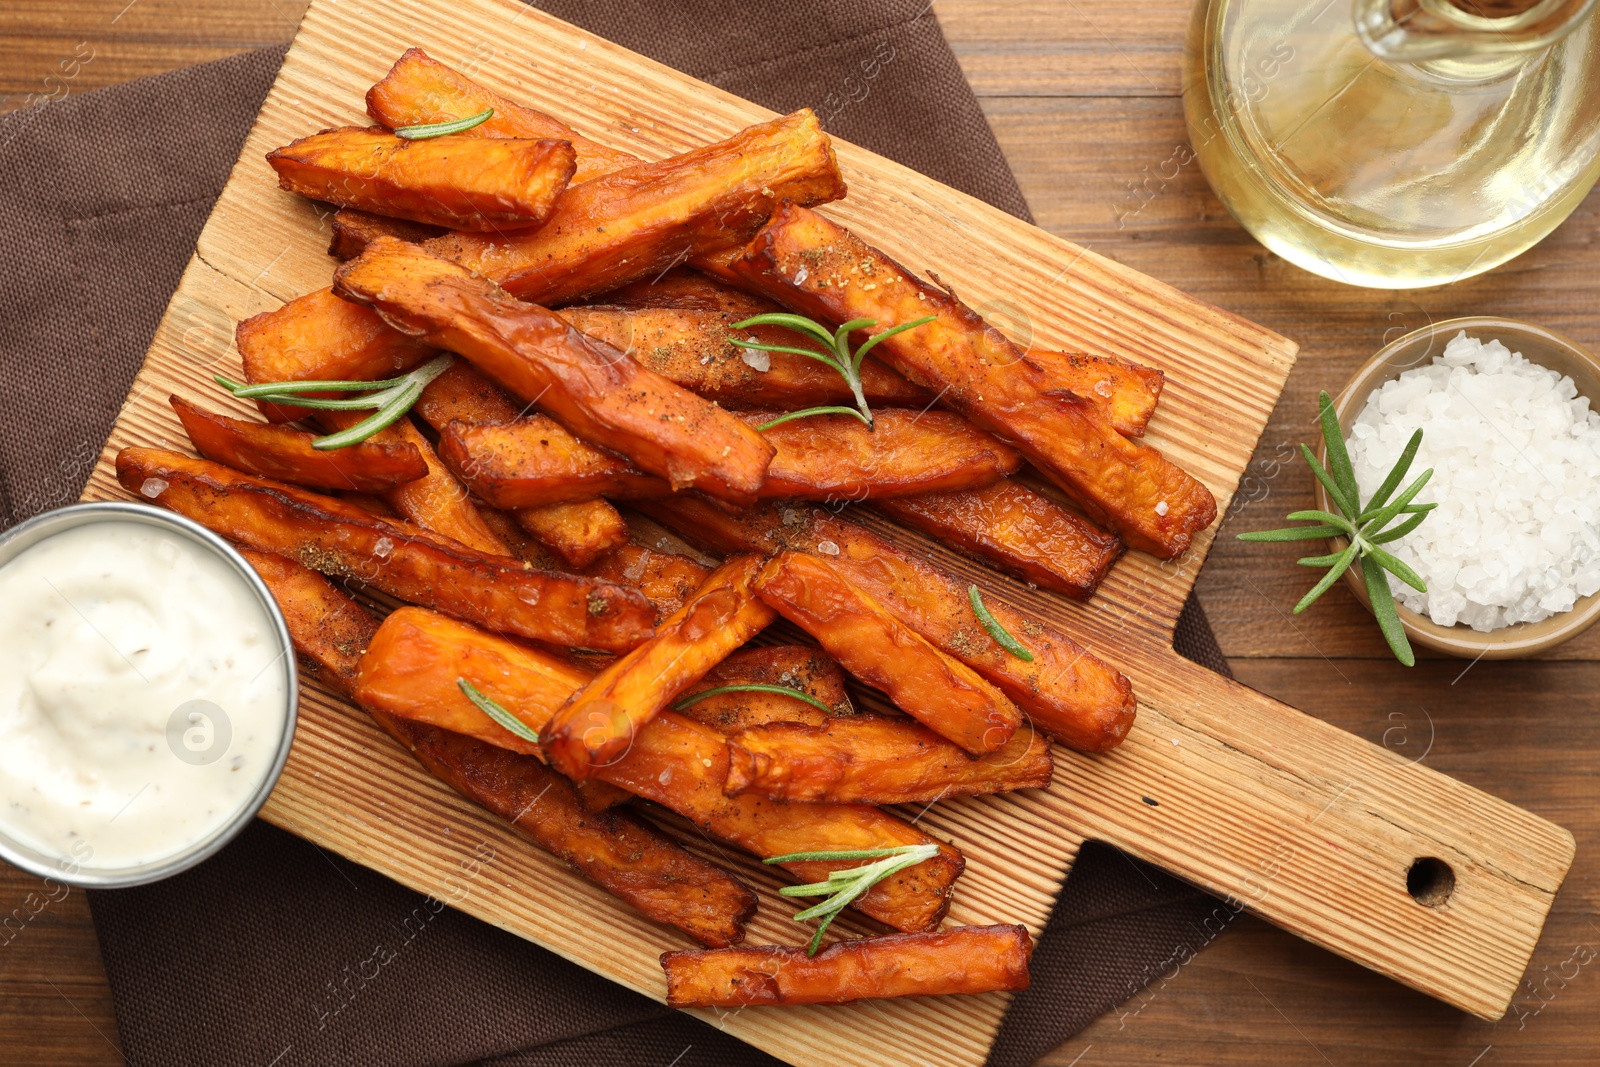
left=1316, top=317, right=1600, bottom=659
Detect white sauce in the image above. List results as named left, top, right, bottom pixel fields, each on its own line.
left=0, top=522, right=288, bottom=870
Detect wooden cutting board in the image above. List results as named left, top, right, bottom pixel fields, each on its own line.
left=79, top=0, right=1574, bottom=1061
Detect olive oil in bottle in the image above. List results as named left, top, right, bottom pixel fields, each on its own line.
left=1184, top=0, right=1600, bottom=289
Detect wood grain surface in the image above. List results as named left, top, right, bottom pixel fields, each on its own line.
left=2, top=2, right=1598, bottom=1066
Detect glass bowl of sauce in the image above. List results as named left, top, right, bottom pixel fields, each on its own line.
left=0, top=501, right=296, bottom=886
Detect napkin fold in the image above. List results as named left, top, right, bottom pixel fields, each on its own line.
left=0, top=5, right=1233, bottom=1064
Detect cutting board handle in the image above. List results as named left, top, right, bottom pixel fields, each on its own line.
left=1058, top=654, right=1574, bottom=1019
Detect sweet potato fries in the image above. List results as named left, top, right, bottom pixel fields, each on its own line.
left=724, top=201, right=1216, bottom=557
left=662, top=924, right=1033, bottom=1007
left=355, top=607, right=964, bottom=933
left=267, top=126, right=577, bottom=231
left=334, top=238, right=775, bottom=506
left=541, top=556, right=777, bottom=780
left=110, top=42, right=1233, bottom=1011
left=246, top=550, right=755, bottom=947
left=117, top=448, right=652, bottom=651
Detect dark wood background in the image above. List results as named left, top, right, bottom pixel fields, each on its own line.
left=1, top=1, right=1595, bottom=1063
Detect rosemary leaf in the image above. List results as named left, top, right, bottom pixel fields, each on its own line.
left=1238, top=524, right=1345, bottom=542
left=457, top=678, right=540, bottom=744
left=756, top=406, right=871, bottom=431
left=730, top=312, right=839, bottom=352
left=217, top=354, right=453, bottom=450
left=1298, top=443, right=1356, bottom=519
left=968, top=585, right=1034, bottom=661
left=729, top=313, right=936, bottom=433
left=394, top=108, right=494, bottom=139
left=1362, top=554, right=1416, bottom=666
left=849, top=314, right=935, bottom=371
left=1358, top=468, right=1434, bottom=537
left=765, top=845, right=939, bottom=955
left=1367, top=544, right=1428, bottom=592
left=1318, top=390, right=1361, bottom=509
left=1293, top=542, right=1359, bottom=614
left=217, top=373, right=413, bottom=397
left=1284, top=509, right=1355, bottom=528
left=763, top=846, right=929, bottom=865
left=672, top=683, right=832, bottom=714
left=1370, top=511, right=1430, bottom=544
left=727, top=339, right=847, bottom=373
left=1356, top=428, right=1422, bottom=520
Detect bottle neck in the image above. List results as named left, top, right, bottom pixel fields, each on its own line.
left=1355, top=0, right=1594, bottom=65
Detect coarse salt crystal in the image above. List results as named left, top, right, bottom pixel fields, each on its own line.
left=1347, top=331, right=1600, bottom=632
left=740, top=348, right=771, bottom=372
left=816, top=540, right=840, bottom=556
left=1154, top=500, right=1169, bottom=516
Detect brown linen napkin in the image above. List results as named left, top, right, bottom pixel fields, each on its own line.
left=0, top=5, right=1235, bottom=1064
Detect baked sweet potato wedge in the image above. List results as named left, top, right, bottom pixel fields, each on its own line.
left=660, top=924, right=1033, bottom=1007
left=1027, top=349, right=1164, bottom=438
left=425, top=108, right=845, bottom=303
left=267, top=126, right=577, bottom=231
left=356, top=607, right=964, bottom=932
left=328, top=207, right=445, bottom=260
left=676, top=645, right=853, bottom=732
left=237, top=548, right=378, bottom=698
left=366, top=47, right=640, bottom=185
left=412, top=358, right=530, bottom=423
left=411, top=360, right=629, bottom=568
left=594, top=712, right=962, bottom=934
left=557, top=306, right=928, bottom=408
left=740, top=409, right=1020, bottom=500
left=334, top=238, right=775, bottom=506
left=542, top=556, right=776, bottom=780
left=117, top=448, right=653, bottom=652
left=439, top=407, right=1017, bottom=508
left=171, top=395, right=426, bottom=492
left=875, top=480, right=1123, bottom=599
left=508, top=500, right=627, bottom=570
left=245, top=553, right=751, bottom=946
left=313, top=409, right=513, bottom=557
left=727, top=202, right=1216, bottom=557
left=754, top=552, right=1020, bottom=756
left=359, top=607, right=581, bottom=753
left=638, top=497, right=1137, bottom=752
left=583, top=543, right=713, bottom=623
left=724, top=716, right=1052, bottom=805
left=594, top=267, right=778, bottom=318
left=238, top=287, right=437, bottom=423
left=237, top=108, right=846, bottom=407
left=439, top=415, right=661, bottom=507
left=392, top=718, right=755, bottom=947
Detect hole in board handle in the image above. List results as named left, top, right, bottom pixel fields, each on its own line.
left=1406, top=857, right=1456, bottom=907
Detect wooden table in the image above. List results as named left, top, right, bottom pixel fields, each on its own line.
left=1, top=2, right=1595, bottom=1064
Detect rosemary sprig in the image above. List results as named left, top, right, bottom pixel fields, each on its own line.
left=394, top=108, right=494, bottom=139
left=968, top=584, right=1034, bottom=661
left=764, top=844, right=940, bottom=955
left=457, top=678, right=540, bottom=745
left=1237, top=391, right=1436, bottom=666
left=729, top=313, right=936, bottom=430
left=216, top=354, right=454, bottom=450
left=671, top=683, right=832, bottom=714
